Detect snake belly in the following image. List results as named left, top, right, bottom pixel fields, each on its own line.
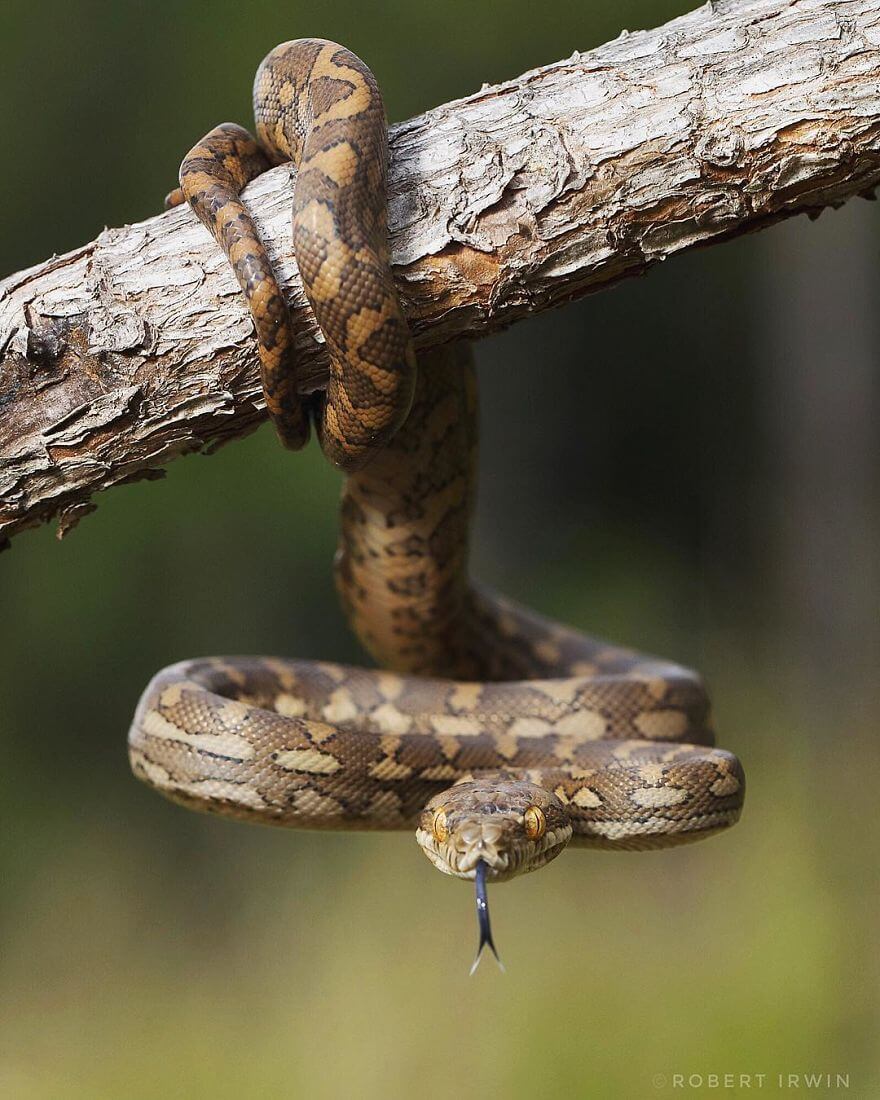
left=130, top=40, right=744, bottom=860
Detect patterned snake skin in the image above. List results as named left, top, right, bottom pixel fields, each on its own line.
left=132, top=41, right=745, bottom=954
left=165, top=40, right=415, bottom=469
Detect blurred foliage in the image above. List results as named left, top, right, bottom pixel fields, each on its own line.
left=1, top=1, right=878, bottom=1097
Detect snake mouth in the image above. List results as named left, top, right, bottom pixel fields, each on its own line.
left=416, top=824, right=572, bottom=882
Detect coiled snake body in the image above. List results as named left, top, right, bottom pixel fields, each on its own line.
left=131, top=40, right=744, bottom=963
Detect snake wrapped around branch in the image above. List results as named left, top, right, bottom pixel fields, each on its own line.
left=129, top=39, right=745, bottom=970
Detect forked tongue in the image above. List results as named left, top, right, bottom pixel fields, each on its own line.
left=470, top=859, right=505, bottom=975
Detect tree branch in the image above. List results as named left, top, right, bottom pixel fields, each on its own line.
left=2, top=0, right=879, bottom=546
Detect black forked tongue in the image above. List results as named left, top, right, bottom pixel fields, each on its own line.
left=470, top=859, right=505, bottom=975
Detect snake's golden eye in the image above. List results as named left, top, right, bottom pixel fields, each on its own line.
left=432, top=807, right=449, bottom=842
left=523, top=805, right=546, bottom=840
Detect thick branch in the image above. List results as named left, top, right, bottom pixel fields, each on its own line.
left=2, top=0, right=879, bottom=546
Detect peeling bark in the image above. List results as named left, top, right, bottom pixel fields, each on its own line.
left=2, top=0, right=879, bottom=546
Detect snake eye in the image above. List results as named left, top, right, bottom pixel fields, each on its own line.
left=523, top=805, right=546, bottom=840
left=432, top=807, right=449, bottom=842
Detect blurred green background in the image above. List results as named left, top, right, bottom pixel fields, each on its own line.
left=2, top=1, right=878, bottom=1097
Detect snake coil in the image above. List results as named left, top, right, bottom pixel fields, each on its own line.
left=132, top=39, right=745, bottom=968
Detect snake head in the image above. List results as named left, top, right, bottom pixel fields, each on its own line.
left=416, top=777, right=573, bottom=883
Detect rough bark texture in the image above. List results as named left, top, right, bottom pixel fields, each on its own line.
left=2, top=0, right=879, bottom=547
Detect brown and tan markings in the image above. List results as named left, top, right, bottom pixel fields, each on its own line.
left=135, top=40, right=744, bottom=962
left=167, top=39, right=416, bottom=469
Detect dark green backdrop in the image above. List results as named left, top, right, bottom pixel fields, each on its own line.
left=2, top=1, right=878, bottom=1097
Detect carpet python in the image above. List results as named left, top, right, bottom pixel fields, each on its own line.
left=132, top=39, right=745, bottom=968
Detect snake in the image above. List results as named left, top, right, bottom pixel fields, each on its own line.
left=132, top=39, right=745, bottom=968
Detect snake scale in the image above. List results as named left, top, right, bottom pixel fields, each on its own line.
left=131, top=39, right=745, bottom=965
